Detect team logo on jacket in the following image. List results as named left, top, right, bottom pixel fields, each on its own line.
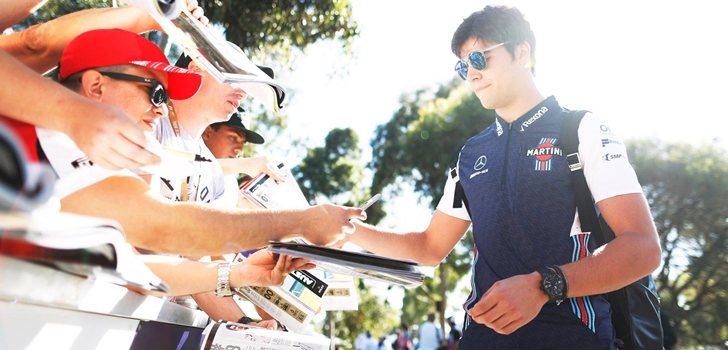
left=469, top=155, right=489, bottom=179
left=526, top=138, right=562, bottom=171
left=474, top=155, right=487, bottom=170
left=519, top=106, right=548, bottom=132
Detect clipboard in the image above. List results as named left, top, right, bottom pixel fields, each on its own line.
left=267, top=242, right=424, bottom=287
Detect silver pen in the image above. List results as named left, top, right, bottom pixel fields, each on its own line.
left=359, top=193, right=381, bottom=211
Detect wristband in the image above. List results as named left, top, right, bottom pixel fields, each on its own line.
left=550, top=265, right=569, bottom=301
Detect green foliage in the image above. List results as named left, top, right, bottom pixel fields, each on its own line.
left=12, top=0, right=112, bottom=30
left=369, top=79, right=493, bottom=223
left=293, top=128, right=365, bottom=205
left=17, top=0, right=358, bottom=54
left=240, top=106, right=292, bottom=159
left=369, top=79, right=492, bottom=329
left=627, top=139, right=728, bottom=347
left=202, top=0, right=358, bottom=55
left=321, top=283, right=399, bottom=348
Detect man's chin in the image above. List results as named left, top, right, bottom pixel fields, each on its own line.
left=479, top=97, right=495, bottom=110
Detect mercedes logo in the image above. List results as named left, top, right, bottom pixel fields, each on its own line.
left=474, top=155, right=487, bottom=170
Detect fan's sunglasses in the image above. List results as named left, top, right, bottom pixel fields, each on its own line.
left=99, top=71, right=168, bottom=107
left=454, top=42, right=507, bottom=80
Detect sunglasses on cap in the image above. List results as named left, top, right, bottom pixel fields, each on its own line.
left=454, top=42, right=507, bottom=80
left=99, top=71, right=168, bottom=107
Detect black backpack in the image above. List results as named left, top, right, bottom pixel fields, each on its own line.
left=560, top=110, right=664, bottom=350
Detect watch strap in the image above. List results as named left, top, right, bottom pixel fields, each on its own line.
left=549, top=265, right=569, bottom=302
left=215, top=262, right=233, bottom=297
left=538, top=265, right=568, bottom=305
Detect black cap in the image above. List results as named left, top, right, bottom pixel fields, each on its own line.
left=210, top=109, right=265, bottom=144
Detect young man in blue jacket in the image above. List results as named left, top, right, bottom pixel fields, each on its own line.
left=351, top=6, right=661, bottom=349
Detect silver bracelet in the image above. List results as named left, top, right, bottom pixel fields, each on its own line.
left=215, top=262, right=233, bottom=297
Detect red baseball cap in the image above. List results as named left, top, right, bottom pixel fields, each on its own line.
left=59, top=28, right=201, bottom=100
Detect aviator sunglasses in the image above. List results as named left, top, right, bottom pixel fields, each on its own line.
left=99, top=71, right=168, bottom=107
left=454, top=42, right=507, bottom=80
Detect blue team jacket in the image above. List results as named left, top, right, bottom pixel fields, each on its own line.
left=456, top=96, right=614, bottom=350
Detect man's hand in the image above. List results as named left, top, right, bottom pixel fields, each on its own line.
left=231, top=250, right=314, bottom=287
left=63, top=100, right=161, bottom=170
left=468, top=272, right=548, bottom=335
left=185, top=0, right=209, bottom=25
left=250, top=319, right=278, bottom=330
left=300, top=204, right=366, bottom=246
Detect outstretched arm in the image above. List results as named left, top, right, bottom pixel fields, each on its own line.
left=350, top=210, right=471, bottom=266
left=1, top=7, right=156, bottom=73
left=1, top=0, right=209, bottom=73
left=142, top=251, right=312, bottom=296
left=1, top=0, right=46, bottom=31
left=0, top=50, right=160, bottom=169
left=61, top=174, right=365, bottom=255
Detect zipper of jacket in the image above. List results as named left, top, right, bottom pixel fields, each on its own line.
left=503, top=122, right=517, bottom=217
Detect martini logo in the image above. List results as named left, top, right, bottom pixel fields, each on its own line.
left=526, top=138, right=562, bottom=171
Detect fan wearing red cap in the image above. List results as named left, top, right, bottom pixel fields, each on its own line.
left=59, top=29, right=201, bottom=100
left=56, top=28, right=201, bottom=134
left=34, top=27, right=366, bottom=267
left=0, top=2, right=210, bottom=170
left=36, top=28, right=202, bottom=195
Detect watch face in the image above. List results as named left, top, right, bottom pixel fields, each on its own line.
left=544, top=275, right=563, bottom=295
left=540, top=269, right=565, bottom=301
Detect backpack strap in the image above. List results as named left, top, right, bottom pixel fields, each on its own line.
left=449, top=145, right=471, bottom=217
left=560, top=110, right=610, bottom=246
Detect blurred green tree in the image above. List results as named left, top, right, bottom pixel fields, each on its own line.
left=628, top=139, right=728, bottom=348
left=368, top=80, right=493, bottom=223
left=293, top=127, right=367, bottom=205
left=15, top=0, right=358, bottom=56
left=201, top=0, right=358, bottom=55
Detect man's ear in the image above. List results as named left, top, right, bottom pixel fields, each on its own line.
left=202, top=126, right=213, bottom=140
left=515, top=42, right=532, bottom=67
left=187, top=60, right=202, bottom=72
left=78, top=70, right=105, bottom=101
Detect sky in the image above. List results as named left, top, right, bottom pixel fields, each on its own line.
left=275, top=0, right=728, bottom=154
left=266, top=0, right=728, bottom=234
left=259, top=0, right=728, bottom=315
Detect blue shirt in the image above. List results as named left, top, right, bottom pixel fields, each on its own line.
left=439, top=97, right=641, bottom=349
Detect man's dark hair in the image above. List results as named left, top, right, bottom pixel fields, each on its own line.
left=451, top=6, right=536, bottom=73
left=208, top=123, right=224, bottom=131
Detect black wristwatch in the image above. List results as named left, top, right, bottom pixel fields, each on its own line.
left=537, top=266, right=568, bottom=305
